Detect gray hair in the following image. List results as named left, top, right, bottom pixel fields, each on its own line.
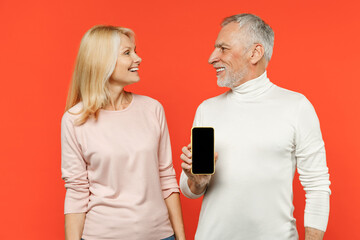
left=222, top=13, right=274, bottom=62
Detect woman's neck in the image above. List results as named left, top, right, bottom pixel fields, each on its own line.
left=105, top=87, right=132, bottom=111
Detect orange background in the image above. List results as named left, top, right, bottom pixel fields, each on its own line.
left=1, top=0, right=359, bottom=239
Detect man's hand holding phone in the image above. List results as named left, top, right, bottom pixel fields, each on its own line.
left=180, top=143, right=218, bottom=195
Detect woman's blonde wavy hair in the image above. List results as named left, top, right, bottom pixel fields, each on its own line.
left=65, top=25, right=135, bottom=125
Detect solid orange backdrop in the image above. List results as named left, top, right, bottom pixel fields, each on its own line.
left=1, top=0, right=359, bottom=239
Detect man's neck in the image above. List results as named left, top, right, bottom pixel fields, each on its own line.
left=233, top=68, right=266, bottom=87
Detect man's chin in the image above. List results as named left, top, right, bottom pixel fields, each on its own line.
left=217, top=77, right=233, bottom=88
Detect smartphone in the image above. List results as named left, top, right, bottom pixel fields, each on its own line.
left=191, top=127, right=215, bottom=175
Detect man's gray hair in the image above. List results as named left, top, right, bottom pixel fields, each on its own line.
left=222, top=13, right=274, bottom=62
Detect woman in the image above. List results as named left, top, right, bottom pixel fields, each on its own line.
left=61, top=26, right=185, bottom=240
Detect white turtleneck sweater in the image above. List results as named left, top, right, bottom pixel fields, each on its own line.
left=180, top=71, right=331, bottom=240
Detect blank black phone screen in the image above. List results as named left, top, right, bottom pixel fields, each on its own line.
left=192, top=127, right=214, bottom=174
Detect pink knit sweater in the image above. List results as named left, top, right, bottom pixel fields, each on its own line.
left=61, top=94, right=179, bottom=240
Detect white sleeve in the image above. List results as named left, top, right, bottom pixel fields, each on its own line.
left=295, top=97, right=331, bottom=232
left=179, top=171, right=206, bottom=199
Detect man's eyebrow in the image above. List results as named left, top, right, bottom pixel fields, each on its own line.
left=214, top=43, right=231, bottom=48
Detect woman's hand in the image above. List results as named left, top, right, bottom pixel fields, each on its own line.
left=164, top=193, right=186, bottom=240
left=65, top=213, right=85, bottom=240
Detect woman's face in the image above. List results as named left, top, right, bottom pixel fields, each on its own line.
left=109, top=34, right=142, bottom=87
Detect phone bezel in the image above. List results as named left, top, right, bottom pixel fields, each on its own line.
left=191, top=126, right=215, bottom=175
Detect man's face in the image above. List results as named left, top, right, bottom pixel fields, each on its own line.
left=208, top=22, right=250, bottom=88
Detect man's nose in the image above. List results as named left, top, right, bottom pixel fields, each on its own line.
left=208, top=49, right=220, bottom=64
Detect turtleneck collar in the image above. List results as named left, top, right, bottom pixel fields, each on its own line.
left=229, top=71, right=273, bottom=100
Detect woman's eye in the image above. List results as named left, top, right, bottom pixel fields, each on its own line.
left=124, top=51, right=130, bottom=55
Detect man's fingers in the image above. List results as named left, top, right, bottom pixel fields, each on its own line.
left=181, top=162, right=192, bottom=170
left=187, top=143, right=191, bottom=150
left=182, top=146, right=192, bottom=158
left=215, top=152, right=218, bottom=163
left=180, top=153, right=192, bottom=164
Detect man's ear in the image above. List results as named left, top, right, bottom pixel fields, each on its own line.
left=250, top=44, right=265, bottom=65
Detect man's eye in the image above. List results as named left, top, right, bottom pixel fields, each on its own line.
left=220, top=47, right=226, bottom=52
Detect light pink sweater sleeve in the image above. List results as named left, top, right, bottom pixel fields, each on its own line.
left=61, top=112, right=89, bottom=214
left=156, top=103, right=180, bottom=199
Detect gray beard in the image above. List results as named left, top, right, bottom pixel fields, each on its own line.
left=217, top=68, right=248, bottom=88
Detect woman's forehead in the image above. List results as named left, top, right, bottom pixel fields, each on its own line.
left=119, top=34, right=135, bottom=48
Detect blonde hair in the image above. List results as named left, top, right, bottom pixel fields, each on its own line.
left=65, top=25, right=135, bottom=125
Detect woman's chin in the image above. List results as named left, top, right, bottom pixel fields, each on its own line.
left=127, top=78, right=140, bottom=85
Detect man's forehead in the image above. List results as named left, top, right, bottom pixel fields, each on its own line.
left=215, top=22, right=242, bottom=46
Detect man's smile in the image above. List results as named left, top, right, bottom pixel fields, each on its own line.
left=215, top=67, right=225, bottom=75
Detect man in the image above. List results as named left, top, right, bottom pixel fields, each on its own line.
left=180, top=14, right=331, bottom=240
